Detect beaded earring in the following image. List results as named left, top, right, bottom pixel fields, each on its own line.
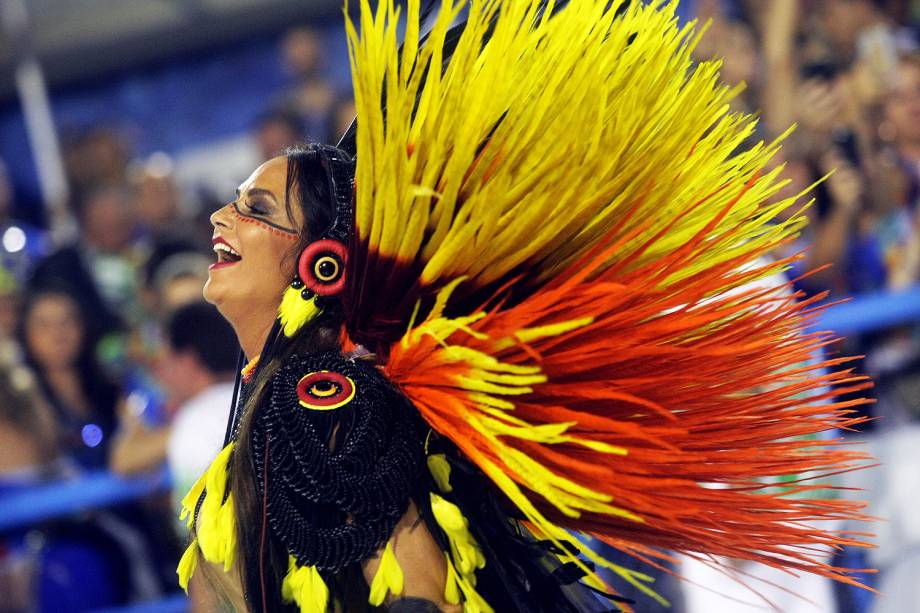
left=278, top=239, right=347, bottom=337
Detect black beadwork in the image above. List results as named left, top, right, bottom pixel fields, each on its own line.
left=300, top=288, right=315, bottom=300
left=250, top=351, right=423, bottom=572
left=292, top=278, right=305, bottom=289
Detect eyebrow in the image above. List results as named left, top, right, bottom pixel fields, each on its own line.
left=235, top=187, right=279, bottom=204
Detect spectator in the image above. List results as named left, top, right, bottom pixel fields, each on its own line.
left=17, top=289, right=120, bottom=470
left=29, top=184, right=141, bottom=337
left=279, top=26, right=335, bottom=137
left=254, top=107, right=307, bottom=161
left=163, top=302, right=237, bottom=501
left=110, top=302, right=237, bottom=495
left=149, top=252, right=211, bottom=315
left=129, top=152, right=185, bottom=241
left=0, top=343, right=58, bottom=476
left=62, top=127, right=131, bottom=206
left=880, top=53, right=920, bottom=207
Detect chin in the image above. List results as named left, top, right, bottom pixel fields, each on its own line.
left=202, top=278, right=217, bottom=305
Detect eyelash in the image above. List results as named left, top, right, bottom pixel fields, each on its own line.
left=246, top=201, right=268, bottom=215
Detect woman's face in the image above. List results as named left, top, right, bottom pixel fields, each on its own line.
left=204, top=156, right=303, bottom=323
left=26, top=294, right=84, bottom=370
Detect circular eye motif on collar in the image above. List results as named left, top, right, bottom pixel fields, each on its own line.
left=296, top=371, right=355, bottom=410
left=298, top=240, right=347, bottom=296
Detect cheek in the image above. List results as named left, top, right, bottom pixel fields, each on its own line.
left=240, top=225, right=299, bottom=297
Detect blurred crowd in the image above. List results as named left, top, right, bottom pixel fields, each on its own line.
left=0, top=26, right=354, bottom=611
left=0, top=1, right=918, bottom=611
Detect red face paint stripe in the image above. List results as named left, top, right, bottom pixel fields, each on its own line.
left=232, top=209, right=300, bottom=241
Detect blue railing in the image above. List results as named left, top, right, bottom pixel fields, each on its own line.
left=0, top=466, right=171, bottom=533
left=816, top=286, right=920, bottom=336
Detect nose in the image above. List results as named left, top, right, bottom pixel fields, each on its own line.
left=210, top=202, right=235, bottom=231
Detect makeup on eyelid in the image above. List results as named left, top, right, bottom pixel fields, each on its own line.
left=231, top=202, right=299, bottom=238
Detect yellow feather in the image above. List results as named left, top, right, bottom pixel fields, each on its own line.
left=346, top=0, right=807, bottom=301
left=177, top=538, right=198, bottom=593
left=279, top=285, right=322, bottom=338
left=427, top=453, right=453, bottom=493
left=193, top=443, right=236, bottom=569
left=368, top=542, right=405, bottom=606
left=179, top=468, right=207, bottom=529
left=282, top=556, right=330, bottom=613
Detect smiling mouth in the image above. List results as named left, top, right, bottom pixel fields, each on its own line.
left=211, top=242, right=242, bottom=269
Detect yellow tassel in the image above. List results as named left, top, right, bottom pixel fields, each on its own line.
left=427, top=453, right=453, bottom=493
left=368, top=542, right=405, bottom=606
left=429, top=493, right=493, bottom=612
left=191, top=443, right=236, bottom=571
left=281, top=556, right=330, bottom=613
left=430, top=494, right=485, bottom=575
left=443, top=552, right=461, bottom=605
left=279, top=285, right=322, bottom=337
left=177, top=538, right=199, bottom=593
left=217, top=493, right=237, bottom=572
left=179, top=469, right=207, bottom=529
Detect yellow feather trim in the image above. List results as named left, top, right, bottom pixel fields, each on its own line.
left=177, top=538, right=199, bottom=593
left=430, top=496, right=493, bottom=612
left=431, top=494, right=485, bottom=576
left=368, top=541, right=405, bottom=606
left=191, top=443, right=237, bottom=571
left=427, top=453, right=453, bottom=493
left=179, top=467, right=207, bottom=529
left=281, top=556, right=330, bottom=613
left=279, top=285, right=322, bottom=337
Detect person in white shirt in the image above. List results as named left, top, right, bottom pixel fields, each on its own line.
left=158, top=302, right=238, bottom=515
left=111, top=301, right=238, bottom=514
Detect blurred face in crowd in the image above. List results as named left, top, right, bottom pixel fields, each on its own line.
left=155, top=340, right=200, bottom=407
left=282, top=28, right=323, bottom=78
left=717, top=23, right=758, bottom=89
left=134, top=171, right=180, bottom=231
left=81, top=187, right=135, bottom=253
left=257, top=118, right=303, bottom=162
left=161, top=275, right=208, bottom=313
left=204, top=157, right=302, bottom=329
left=818, top=0, right=875, bottom=57
left=884, top=59, right=920, bottom=149
left=25, top=293, right=84, bottom=371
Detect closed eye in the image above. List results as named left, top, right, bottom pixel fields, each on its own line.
left=245, top=200, right=269, bottom=215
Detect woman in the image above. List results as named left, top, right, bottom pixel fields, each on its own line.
left=181, top=2, right=874, bottom=612
left=18, top=288, right=119, bottom=470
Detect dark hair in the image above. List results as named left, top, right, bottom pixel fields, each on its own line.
left=217, top=144, right=358, bottom=612
left=167, top=301, right=240, bottom=376
left=16, top=288, right=120, bottom=464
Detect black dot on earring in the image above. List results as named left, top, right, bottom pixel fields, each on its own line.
left=292, top=278, right=304, bottom=289
left=316, top=258, right=339, bottom=281
left=301, top=288, right=315, bottom=300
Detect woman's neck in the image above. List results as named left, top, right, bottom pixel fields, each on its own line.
left=234, top=315, right=275, bottom=361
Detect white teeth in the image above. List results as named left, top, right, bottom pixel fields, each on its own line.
left=213, top=243, right=241, bottom=258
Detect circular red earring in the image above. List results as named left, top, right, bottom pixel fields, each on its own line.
left=297, top=240, right=347, bottom=296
